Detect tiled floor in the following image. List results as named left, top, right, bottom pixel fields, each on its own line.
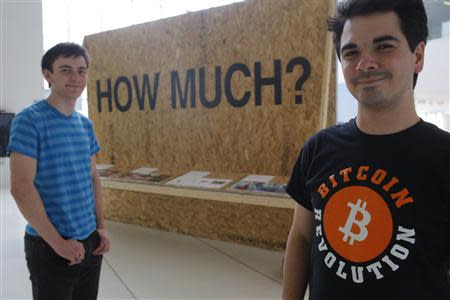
left=0, top=188, right=284, bottom=300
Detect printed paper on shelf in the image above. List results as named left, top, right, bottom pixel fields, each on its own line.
left=240, top=175, right=274, bottom=183
left=196, top=178, right=233, bottom=189
left=130, top=167, right=159, bottom=175
left=96, top=164, right=121, bottom=179
left=229, top=174, right=287, bottom=194
left=166, top=171, right=210, bottom=186
left=166, top=171, right=231, bottom=189
left=96, top=164, right=114, bottom=170
left=182, top=171, right=211, bottom=178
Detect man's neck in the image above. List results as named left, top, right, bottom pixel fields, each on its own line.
left=46, top=94, right=77, bottom=117
left=356, top=99, right=420, bottom=135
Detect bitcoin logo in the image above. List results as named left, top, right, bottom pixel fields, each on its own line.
left=323, top=186, right=393, bottom=263
left=339, top=199, right=371, bottom=245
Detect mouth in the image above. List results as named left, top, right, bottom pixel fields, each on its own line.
left=352, top=71, right=391, bottom=86
left=355, top=76, right=387, bottom=87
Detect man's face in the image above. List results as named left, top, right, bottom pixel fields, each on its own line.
left=339, top=11, right=425, bottom=110
left=43, top=56, right=88, bottom=101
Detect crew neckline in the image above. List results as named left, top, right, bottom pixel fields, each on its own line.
left=349, top=117, right=424, bottom=138
left=43, top=99, right=77, bottom=120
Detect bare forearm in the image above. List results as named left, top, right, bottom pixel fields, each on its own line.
left=91, top=170, right=111, bottom=255
left=11, top=183, right=64, bottom=249
left=92, top=171, right=105, bottom=229
left=282, top=230, right=311, bottom=300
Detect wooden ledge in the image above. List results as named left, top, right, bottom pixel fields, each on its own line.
left=101, top=179, right=295, bottom=209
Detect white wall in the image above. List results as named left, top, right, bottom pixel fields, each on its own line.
left=416, top=35, right=450, bottom=102
left=0, top=158, right=9, bottom=189
left=1, top=0, right=44, bottom=113
left=0, top=0, right=43, bottom=189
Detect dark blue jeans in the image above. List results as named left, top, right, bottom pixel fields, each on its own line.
left=24, top=231, right=103, bottom=300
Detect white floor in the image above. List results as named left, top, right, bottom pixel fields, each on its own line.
left=0, top=188, right=284, bottom=300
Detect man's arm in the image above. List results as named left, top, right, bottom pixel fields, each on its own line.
left=10, top=152, right=85, bottom=265
left=282, top=203, right=314, bottom=300
left=91, top=155, right=110, bottom=255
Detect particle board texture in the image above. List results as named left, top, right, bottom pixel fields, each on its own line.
left=84, top=0, right=335, bottom=249
left=103, top=188, right=293, bottom=250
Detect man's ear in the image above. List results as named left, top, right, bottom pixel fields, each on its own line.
left=42, top=69, right=53, bottom=86
left=413, top=41, right=425, bottom=74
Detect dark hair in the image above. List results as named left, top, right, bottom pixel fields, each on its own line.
left=41, top=42, right=90, bottom=73
left=328, top=0, right=428, bottom=88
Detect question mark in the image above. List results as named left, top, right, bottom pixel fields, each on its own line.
left=286, top=57, right=311, bottom=104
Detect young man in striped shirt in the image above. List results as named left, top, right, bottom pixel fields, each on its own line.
left=7, top=42, right=110, bottom=300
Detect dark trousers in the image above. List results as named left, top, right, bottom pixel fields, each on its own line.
left=24, top=231, right=103, bottom=300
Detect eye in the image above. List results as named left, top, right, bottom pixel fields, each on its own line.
left=377, top=44, right=394, bottom=51
left=342, top=50, right=359, bottom=59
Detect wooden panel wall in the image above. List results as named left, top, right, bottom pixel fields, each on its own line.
left=103, top=189, right=293, bottom=250
left=84, top=0, right=335, bottom=177
left=84, top=0, right=336, bottom=249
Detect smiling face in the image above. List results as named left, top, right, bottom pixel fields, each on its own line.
left=340, top=11, right=425, bottom=111
left=43, top=56, right=88, bottom=102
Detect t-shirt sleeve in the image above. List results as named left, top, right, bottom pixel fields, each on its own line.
left=87, top=120, right=100, bottom=156
left=286, top=145, right=312, bottom=211
left=6, top=112, right=39, bottom=159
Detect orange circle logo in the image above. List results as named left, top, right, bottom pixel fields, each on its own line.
left=323, top=186, right=393, bottom=263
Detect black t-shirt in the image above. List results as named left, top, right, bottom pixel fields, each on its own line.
left=287, top=119, right=450, bottom=300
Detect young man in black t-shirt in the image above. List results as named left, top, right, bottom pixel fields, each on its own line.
left=282, top=1, right=450, bottom=299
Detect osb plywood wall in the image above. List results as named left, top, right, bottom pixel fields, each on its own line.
left=102, top=189, right=293, bottom=250
left=84, top=0, right=336, bottom=177
left=85, top=0, right=336, bottom=249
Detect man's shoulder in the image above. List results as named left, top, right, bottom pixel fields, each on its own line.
left=76, top=112, right=90, bottom=122
left=419, top=120, right=450, bottom=144
left=16, top=100, right=49, bottom=120
left=305, top=119, right=354, bottom=145
left=320, top=120, right=353, bottom=136
left=74, top=112, right=93, bottom=128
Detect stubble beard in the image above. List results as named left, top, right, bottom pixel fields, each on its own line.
left=351, top=71, right=395, bottom=111
left=357, top=88, right=394, bottom=111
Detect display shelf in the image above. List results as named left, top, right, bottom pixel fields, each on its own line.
left=101, top=178, right=294, bottom=209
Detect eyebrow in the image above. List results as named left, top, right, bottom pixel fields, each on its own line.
left=340, top=43, right=357, bottom=53
left=58, top=65, right=72, bottom=69
left=57, top=65, right=87, bottom=70
left=373, top=35, right=400, bottom=44
left=340, top=35, right=400, bottom=53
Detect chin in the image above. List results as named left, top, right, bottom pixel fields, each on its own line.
left=359, top=96, right=394, bottom=110
left=64, top=95, right=80, bottom=102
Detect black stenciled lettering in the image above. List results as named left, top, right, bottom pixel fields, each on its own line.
left=113, top=76, right=133, bottom=112
left=254, top=60, right=282, bottom=106
left=170, top=69, right=196, bottom=109
left=96, top=79, right=112, bottom=112
left=224, top=63, right=251, bottom=108
left=199, top=66, right=222, bottom=109
left=133, top=73, right=160, bottom=111
left=286, top=57, right=311, bottom=104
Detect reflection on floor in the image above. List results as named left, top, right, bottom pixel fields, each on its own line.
left=1, top=188, right=285, bottom=300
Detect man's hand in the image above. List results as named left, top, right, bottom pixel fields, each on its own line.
left=93, top=228, right=110, bottom=255
left=53, top=239, right=86, bottom=266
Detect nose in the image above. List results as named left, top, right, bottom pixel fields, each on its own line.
left=356, top=53, right=378, bottom=72
left=69, top=71, right=82, bottom=83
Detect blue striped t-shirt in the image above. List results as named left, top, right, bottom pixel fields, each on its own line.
left=7, top=100, right=100, bottom=240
